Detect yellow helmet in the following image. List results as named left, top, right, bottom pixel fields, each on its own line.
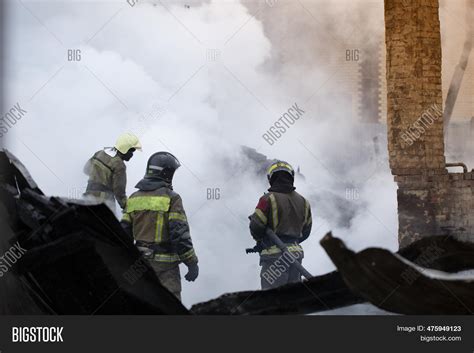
left=114, top=133, right=142, bottom=154
left=267, top=161, right=295, bottom=181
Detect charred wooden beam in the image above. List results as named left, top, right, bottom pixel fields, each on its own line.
left=320, top=233, right=474, bottom=315
left=191, top=271, right=363, bottom=315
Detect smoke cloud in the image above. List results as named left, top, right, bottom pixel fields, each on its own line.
left=3, top=0, right=471, bottom=311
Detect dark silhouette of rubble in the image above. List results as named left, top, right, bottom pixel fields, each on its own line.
left=321, top=233, right=474, bottom=315
left=1, top=150, right=473, bottom=315
left=192, top=234, right=474, bottom=315
left=0, top=150, right=187, bottom=315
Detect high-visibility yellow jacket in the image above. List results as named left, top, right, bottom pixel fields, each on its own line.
left=249, top=191, right=312, bottom=257
left=121, top=183, right=198, bottom=265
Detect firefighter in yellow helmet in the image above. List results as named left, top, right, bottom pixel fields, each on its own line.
left=121, top=152, right=199, bottom=300
left=248, top=161, right=312, bottom=289
left=83, top=133, right=142, bottom=212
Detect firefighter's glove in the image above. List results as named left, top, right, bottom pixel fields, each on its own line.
left=184, top=262, right=199, bottom=282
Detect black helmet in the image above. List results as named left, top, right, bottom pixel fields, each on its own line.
left=145, top=152, right=181, bottom=183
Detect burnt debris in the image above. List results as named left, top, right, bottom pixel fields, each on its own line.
left=1, top=150, right=473, bottom=315
left=321, top=233, right=474, bottom=315
left=192, top=234, right=474, bottom=315
left=0, top=150, right=187, bottom=314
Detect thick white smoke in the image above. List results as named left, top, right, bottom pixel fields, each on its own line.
left=4, top=0, right=470, bottom=310
left=1, top=0, right=398, bottom=308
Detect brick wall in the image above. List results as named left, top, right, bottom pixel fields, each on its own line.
left=384, top=0, right=473, bottom=246
left=395, top=172, right=474, bottom=247
left=385, top=0, right=445, bottom=172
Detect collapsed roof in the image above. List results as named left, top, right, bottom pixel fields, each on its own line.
left=1, top=150, right=473, bottom=315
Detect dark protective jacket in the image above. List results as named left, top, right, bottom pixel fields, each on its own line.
left=121, top=179, right=198, bottom=265
left=249, top=177, right=312, bottom=257
left=83, top=150, right=127, bottom=209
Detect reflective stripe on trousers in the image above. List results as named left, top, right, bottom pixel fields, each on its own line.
left=260, top=244, right=303, bottom=256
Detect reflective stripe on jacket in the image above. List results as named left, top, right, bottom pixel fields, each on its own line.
left=121, top=187, right=198, bottom=265
left=249, top=191, right=312, bottom=255
left=84, top=150, right=127, bottom=209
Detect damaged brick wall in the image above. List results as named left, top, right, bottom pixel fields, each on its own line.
left=394, top=171, right=474, bottom=246
left=384, top=0, right=473, bottom=247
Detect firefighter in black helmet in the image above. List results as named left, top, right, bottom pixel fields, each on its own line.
left=122, top=152, right=199, bottom=300
left=248, top=161, right=312, bottom=289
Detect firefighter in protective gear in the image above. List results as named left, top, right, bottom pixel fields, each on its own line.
left=121, top=152, right=199, bottom=300
left=248, top=161, right=312, bottom=290
left=83, top=133, right=142, bottom=212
